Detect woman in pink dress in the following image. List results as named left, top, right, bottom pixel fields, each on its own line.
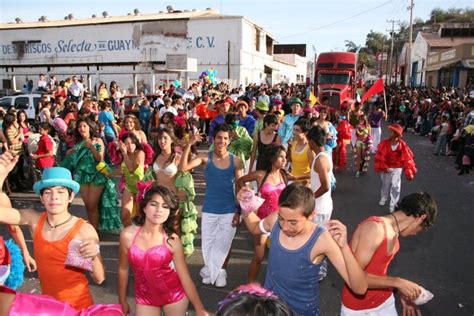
left=118, top=185, right=208, bottom=316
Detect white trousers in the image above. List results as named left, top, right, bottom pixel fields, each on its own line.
left=380, top=168, right=402, bottom=212
left=341, top=294, right=397, bottom=316
left=371, top=127, right=382, bottom=152
left=201, top=212, right=237, bottom=283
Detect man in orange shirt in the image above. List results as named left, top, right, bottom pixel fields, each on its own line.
left=0, top=152, right=105, bottom=309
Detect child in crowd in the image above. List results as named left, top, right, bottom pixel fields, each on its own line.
left=118, top=185, right=208, bottom=316
left=216, top=283, right=294, bottom=316
left=31, top=122, right=55, bottom=170
left=433, top=115, right=449, bottom=156
left=238, top=183, right=367, bottom=316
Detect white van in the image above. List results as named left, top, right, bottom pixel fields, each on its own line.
left=0, top=93, right=49, bottom=123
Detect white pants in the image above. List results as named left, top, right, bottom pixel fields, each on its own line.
left=341, top=294, right=397, bottom=316
left=371, top=127, right=382, bottom=152
left=380, top=168, right=402, bottom=212
left=201, top=212, right=237, bottom=283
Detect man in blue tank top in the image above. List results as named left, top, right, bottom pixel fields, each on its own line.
left=239, top=183, right=367, bottom=315
left=180, top=124, right=244, bottom=288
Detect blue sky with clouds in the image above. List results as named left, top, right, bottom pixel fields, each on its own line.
left=1, top=0, right=472, bottom=53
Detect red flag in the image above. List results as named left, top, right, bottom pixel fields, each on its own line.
left=360, top=78, right=384, bottom=104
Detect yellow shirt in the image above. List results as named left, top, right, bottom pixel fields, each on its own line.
left=290, top=142, right=310, bottom=177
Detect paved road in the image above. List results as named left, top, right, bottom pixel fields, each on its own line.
left=2, top=127, right=473, bottom=315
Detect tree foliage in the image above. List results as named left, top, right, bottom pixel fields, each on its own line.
left=365, top=30, right=389, bottom=54
left=429, top=7, right=474, bottom=23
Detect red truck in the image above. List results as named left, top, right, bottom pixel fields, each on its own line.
left=314, top=52, right=357, bottom=109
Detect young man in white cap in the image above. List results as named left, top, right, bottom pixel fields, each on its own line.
left=0, top=152, right=104, bottom=309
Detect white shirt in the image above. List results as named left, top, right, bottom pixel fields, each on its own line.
left=310, top=152, right=333, bottom=215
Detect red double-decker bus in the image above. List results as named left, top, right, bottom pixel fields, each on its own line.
left=314, top=52, right=357, bottom=109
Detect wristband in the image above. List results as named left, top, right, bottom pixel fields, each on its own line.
left=259, top=220, right=270, bottom=236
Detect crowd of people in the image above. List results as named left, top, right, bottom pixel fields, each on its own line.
left=0, top=73, right=470, bottom=315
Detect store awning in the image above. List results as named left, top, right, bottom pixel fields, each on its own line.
left=424, top=60, right=461, bottom=72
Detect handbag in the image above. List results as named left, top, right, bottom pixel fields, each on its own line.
left=65, top=239, right=93, bottom=271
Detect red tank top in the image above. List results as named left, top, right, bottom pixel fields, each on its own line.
left=342, top=216, right=400, bottom=310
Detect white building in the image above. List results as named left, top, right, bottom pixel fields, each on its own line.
left=0, top=8, right=307, bottom=93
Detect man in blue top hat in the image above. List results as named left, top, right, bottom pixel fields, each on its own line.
left=278, top=98, right=303, bottom=148
left=0, top=152, right=104, bottom=308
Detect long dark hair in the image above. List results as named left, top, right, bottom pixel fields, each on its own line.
left=120, top=132, right=143, bottom=153
left=17, top=110, right=29, bottom=127
left=74, top=117, right=100, bottom=142
left=259, top=144, right=288, bottom=191
left=132, top=185, right=180, bottom=242
left=152, top=127, right=178, bottom=166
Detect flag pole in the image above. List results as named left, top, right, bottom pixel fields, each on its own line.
left=382, top=87, right=388, bottom=117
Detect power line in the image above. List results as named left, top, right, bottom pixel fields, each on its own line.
left=279, top=0, right=393, bottom=40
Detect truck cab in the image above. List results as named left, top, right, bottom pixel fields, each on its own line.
left=314, top=52, right=357, bottom=109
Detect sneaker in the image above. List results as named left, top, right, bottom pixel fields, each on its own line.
left=201, top=277, right=212, bottom=285
left=379, top=199, right=387, bottom=206
left=215, top=269, right=227, bottom=287
left=200, top=266, right=211, bottom=284
left=355, top=171, right=361, bottom=178
left=199, top=266, right=209, bottom=279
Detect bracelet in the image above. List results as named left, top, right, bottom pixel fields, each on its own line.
left=258, top=220, right=270, bottom=235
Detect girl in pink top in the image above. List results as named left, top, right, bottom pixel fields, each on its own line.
left=118, top=185, right=208, bottom=316
left=237, top=144, right=308, bottom=283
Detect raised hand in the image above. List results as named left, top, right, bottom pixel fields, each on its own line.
left=0, top=152, right=19, bottom=184
left=326, top=220, right=348, bottom=248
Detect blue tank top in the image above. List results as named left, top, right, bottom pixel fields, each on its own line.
left=202, top=152, right=236, bottom=214
left=264, top=223, right=325, bottom=316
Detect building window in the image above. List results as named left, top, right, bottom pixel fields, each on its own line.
left=266, top=35, right=273, bottom=55
left=255, top=28, right=261, bottom=52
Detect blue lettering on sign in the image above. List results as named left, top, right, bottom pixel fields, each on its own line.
left=196, top=36, right=204, bottom=48
left=190, top=36, right=216, bottom=48
left=55, top=39, right=97, bottom=53
left=207, top=36, right=215, bottom=48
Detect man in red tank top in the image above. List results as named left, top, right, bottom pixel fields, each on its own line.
left=0, top=153, right=105, bottom=309
left=341, top=192, right=437, bottom=316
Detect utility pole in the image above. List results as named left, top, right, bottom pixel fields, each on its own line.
left=387, top=19, right=400, bottom=86
left=406, top=0, right=414, bottom=87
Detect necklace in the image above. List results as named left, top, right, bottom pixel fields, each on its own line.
left=46, top=214, right=74, bottom=229
left=390, top=213, right=401, bottom=236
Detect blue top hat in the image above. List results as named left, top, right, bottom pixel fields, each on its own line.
left=33, top=167, right=80, bottom=195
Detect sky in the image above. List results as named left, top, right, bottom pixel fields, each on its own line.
left=0, top=0, right=472, bottom=54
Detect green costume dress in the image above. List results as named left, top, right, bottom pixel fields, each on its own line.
left=60, top=141, right=123, bottom=233
left=175, top=171, right=198, bottom=257
left=121, top=162, right=144, bottom=194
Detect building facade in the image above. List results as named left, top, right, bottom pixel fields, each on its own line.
left=0, top=9, right=307, bottom=93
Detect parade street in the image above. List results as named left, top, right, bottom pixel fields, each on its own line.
left=0, top=126, right=472, bottom=315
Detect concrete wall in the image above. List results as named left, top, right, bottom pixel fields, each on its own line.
left=411, top=33, right=428, bottom=86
